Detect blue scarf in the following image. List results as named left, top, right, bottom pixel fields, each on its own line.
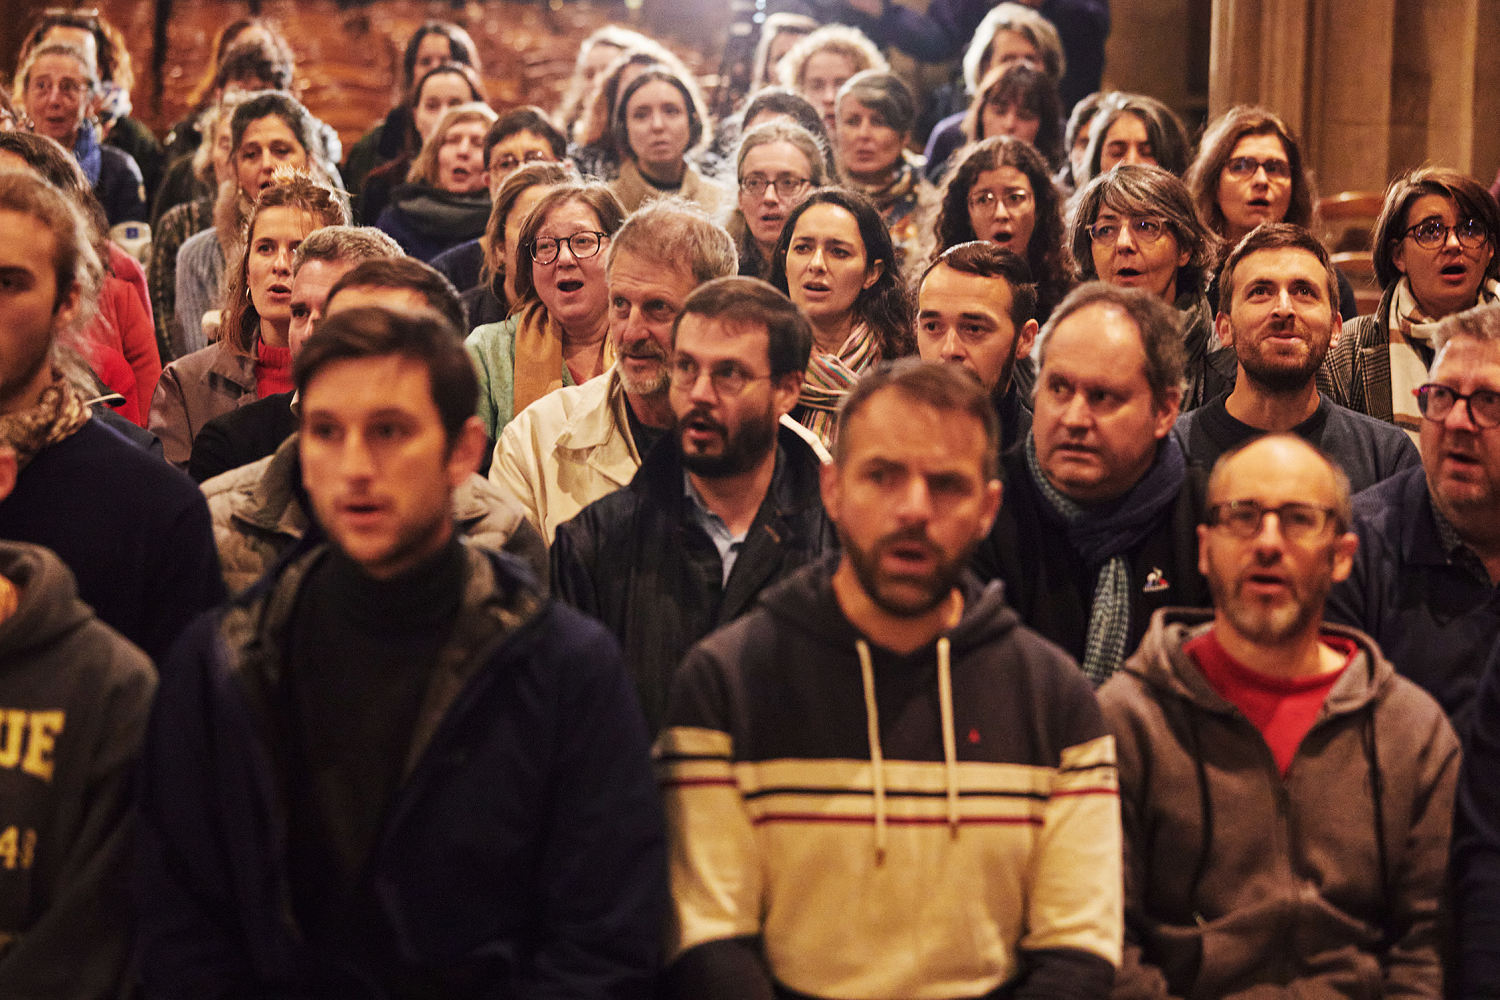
left=72, top=118, right=102, bottom=187
left=1025, top=434, right=1187, bottom=683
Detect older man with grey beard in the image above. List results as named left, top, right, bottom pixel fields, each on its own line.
left=490, top=197, right=739, bottom=544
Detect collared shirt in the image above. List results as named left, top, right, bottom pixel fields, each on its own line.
left=684, top=472, right=747, bottom=586
left=1431, top=502, right=1496, bottom=587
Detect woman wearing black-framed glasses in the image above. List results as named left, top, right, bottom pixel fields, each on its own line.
left=1323, top=167, right=1500, bottom=432
left=466, top=182, right=626, bottom=440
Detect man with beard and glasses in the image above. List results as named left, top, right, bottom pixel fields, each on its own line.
left=656, top=359, right=1121, bottom=1000
left=1098, top=434, right=1457, bottom=999
left=492, top=198, right=742, bottom=545
left=551, top=277, right=833, bottom=733
left=1173, top=224, right=1416, bottom=492
left=915, top=241, right=1039, bottom=457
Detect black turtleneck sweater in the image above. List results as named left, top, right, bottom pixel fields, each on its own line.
left=282, top=536, right=465, bottom=948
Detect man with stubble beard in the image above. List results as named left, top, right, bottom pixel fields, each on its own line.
left=1173, top=223, right=1416, bottom=492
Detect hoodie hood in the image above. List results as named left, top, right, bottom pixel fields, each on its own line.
left=757, top=553, right=1026, bottom=862
left=758, top=552, right=1023, bottom=660
left=1121, top=606, right=1396, bottom=718
left=0, top=542, right=97, bottom=663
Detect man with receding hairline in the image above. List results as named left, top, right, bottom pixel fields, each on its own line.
left=973, top=281, right=1210, bottom=685
left=1328, top=303, right=1500, bottom=726
left=1099, top=434, right=1456, bottom=998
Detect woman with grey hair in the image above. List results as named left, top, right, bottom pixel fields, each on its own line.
left=14, top=41, right=145, bottom=227
left=1069, top=163, right=1231, bottom=411
left=834, top=70, right=932, bottom=266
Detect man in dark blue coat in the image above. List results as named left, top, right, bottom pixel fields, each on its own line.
left=1327, top=303, right=1500, bottom=730
left=136, top=306, right=666, bottom=998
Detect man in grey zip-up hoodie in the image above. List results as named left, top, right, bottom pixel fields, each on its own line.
left=1098, top=434, right=1458, bottom=999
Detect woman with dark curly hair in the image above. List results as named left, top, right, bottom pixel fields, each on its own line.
left=931, top=136, right=1071, bottom=322
left=1069, top=163, right=1229, bottom=411
left=958, top=64, right=1063, bottom=170
left=770, top=187, right=913, bottom=444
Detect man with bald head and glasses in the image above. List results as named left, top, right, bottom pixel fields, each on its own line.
left=1100, top=433, right=1458, bottom=999
left=1328, top=303, right=1500, bottom=731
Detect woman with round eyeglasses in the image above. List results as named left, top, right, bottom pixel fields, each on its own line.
left=1323, top=167, right=1500, bottom=430
left=728, top=120, right=826, bottom=279
left=930, top=135, right=1071, bottom=322
left=769, top=188, right=913, bottom=445
left=466, top=183, right=626, bottom=440
left=1183, top=105, right=1358, bottom=321
left=375, top=102, right=498, bottom=262
left=15, top=40, right=146, bottom=227
left=1069, top=163, right=1231, bottom=412
left=466, top=160, right=576, bottom=328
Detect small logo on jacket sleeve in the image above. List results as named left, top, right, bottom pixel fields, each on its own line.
left=1142, top=568, right=1170, bottom=593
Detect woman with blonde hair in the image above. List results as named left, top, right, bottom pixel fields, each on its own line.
left=777, top=24, right=887, bottom=134
left=375, top=102, right=498, bottom=261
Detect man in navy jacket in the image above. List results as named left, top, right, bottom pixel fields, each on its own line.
left=136, top=306, right=666, bottom=998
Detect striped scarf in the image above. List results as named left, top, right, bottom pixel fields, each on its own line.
left=794, top=322, right=880, bottom=447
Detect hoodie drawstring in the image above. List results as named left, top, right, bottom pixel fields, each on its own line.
left=936, top=637, right=960, bottom=838
left=856, top=640, right=887, bottom=865
left=856, top=637, right=963, bottom=867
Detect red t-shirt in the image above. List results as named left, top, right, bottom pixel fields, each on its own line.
left=1184, top=628, right=1359, bottom=775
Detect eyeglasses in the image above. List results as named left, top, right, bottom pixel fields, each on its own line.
left=1402, top=217, right=1489, bottom=251
left=1413, top=382, right=1500, bottom=428
left=26, top=76, right=88, bottom=100
left=529, top=231, right=608, bottom=265
left=967, top=188, right=1033, bottom=214
left=1087, top=216, right=1168, bottom=246
left=1206, top=500, right=1341, bottom=541
left=491, top=150, right=553, bottom=173
left=667, top=356, right=770, bottom=396
left=1224, top=156, right=1292, bottom=180
left=739, top=175, right=811, bottom=200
